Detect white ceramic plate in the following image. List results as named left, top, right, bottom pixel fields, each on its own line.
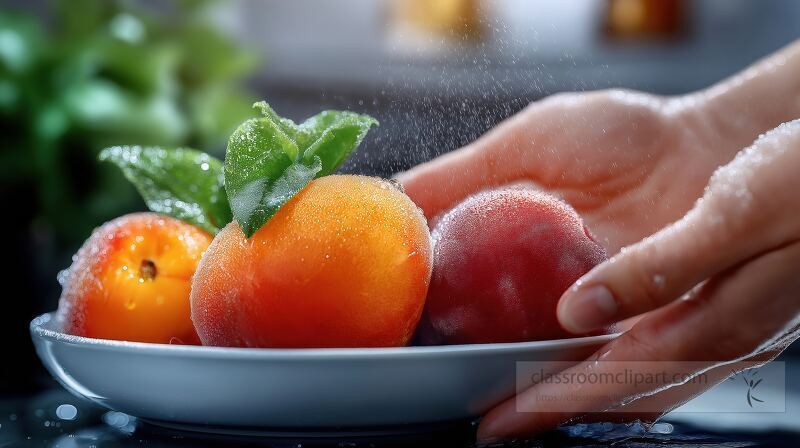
left=31, top=312, right=616, bottom=433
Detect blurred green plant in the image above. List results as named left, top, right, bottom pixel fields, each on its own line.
left=0, top=0, right=257, bottom=245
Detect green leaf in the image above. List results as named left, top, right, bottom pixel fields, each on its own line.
left=253, top=101, right=299, bottom=141
left=225, top=102, right=378, bottom=237
left=298, top=110, right=378, bottom=176
left=0, top=12, right=44, bottom=73
left=230, top=157, right=322, bottom=237
left=99, top=146, right=231, bottom=233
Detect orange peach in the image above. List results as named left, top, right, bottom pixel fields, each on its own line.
left=191, top=175, right=432, bottom=348
left=57, top=213, right=211, bottom=344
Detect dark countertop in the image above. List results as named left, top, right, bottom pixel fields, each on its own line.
left=2, top=358, right=798, bottom=448
left=0, top=392, right=797, bottom=447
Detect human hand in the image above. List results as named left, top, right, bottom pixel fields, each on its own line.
left=397, top=41, right=800, bottom=443
left=476, top=119, right=800, bottom=442
left=398, top=87, right=740, bottom=253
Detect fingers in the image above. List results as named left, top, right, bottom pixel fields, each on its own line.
left=556, top=204, right=752, bottom=334
left=558, top=121, right=800, bottom=333
left=576, top=346, right=785, bottom=426
left=478, top=240, right=800, bottom=442
left=395, top=91, right=623, bottom=220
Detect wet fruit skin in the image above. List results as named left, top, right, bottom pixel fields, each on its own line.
left=56, top=213, right=212, bottom=344
left=191, top=175, right=432, bottom=348
left=417, top=189, right=608, bottom=345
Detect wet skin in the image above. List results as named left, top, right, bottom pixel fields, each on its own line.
left=398, top=40, right=800, bottom=442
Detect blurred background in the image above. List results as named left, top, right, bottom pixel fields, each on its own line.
left=2, top=0, right=800, bottom=395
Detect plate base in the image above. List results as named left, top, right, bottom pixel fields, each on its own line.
left=140, top=417, right=478, bottom=438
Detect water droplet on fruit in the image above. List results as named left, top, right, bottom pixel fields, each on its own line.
left=125, top=299, right=136, bottom=310
left=200, top=162, right=210, bottom=171
left=653, top=274, right=665, bottom=288
left=57, top=269, right=70, bottom=286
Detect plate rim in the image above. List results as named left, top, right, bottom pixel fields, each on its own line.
left=31, top=312, right=619, bottom=360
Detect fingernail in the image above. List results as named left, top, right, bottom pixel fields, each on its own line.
left=558, top=285, right=618, bottom=333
